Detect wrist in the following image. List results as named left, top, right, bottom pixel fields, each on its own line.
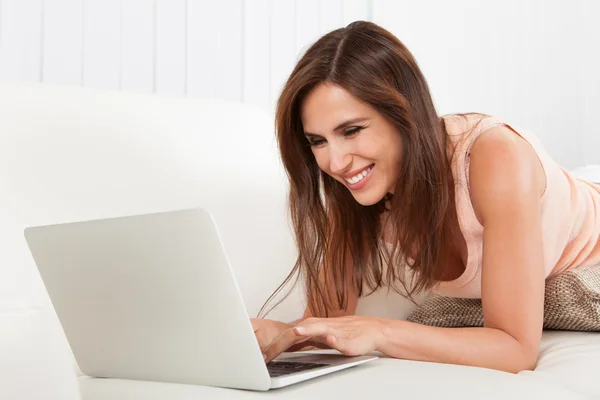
left=375, top=317, right=403, bottom=353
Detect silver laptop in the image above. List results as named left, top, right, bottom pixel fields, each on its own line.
left=24, top=207, right=377, bottom=391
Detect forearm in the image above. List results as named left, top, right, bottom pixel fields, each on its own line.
left=377, top=319, right=538, bottom=373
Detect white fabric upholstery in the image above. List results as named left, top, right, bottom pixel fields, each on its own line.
left=0, top=82, right=598, bottom=399
left=519, top=331, right=600, bottom=398
left=78, top=347, right=589, bottom=400
left=0, top=302, right=80, bottom=400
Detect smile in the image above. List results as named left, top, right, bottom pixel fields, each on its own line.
left=344, top=164, right=375, bottom=190
left=344, top=165, right=373, bottom=184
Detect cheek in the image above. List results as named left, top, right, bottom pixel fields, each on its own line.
left=355, top=135, right=382, bottom=157
left=392, top=139, right=404, bottom=164
left=377, top=136, right=402, bottom=162
left=312, top=150, right=330, bottom=172
left=386, top=145, right=404, bottom=178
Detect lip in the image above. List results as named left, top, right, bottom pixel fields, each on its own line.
left=342, top=164, right=374, bottom=180
left=344, top=164, right=374, bottom=191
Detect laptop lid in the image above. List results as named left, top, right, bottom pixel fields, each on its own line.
left=24, top=207, right=271, bottom=390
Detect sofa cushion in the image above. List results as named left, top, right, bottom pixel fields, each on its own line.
left=407, top=263, right=600, bottom=331
left=0, top=82, right=304, bottom=382
left=0, top=302, right=80, bottom=400
left=79, top=331, right=600, bottom=399
left=518, top=331, right=600, bottom=399
left=78, top=346, right=588, bottom=399
left=0, top=82, right=300, bottom=324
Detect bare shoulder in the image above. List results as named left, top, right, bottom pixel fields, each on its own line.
left=468, top=125, right=546, bottom=225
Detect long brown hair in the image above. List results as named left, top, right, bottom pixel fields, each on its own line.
left=259, top=21, right=463, bottom=318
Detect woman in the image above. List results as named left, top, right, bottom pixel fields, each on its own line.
left=251, top=21, right=600, bottom=373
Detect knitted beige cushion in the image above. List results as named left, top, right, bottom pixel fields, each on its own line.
left=407, top=264, right=600, bottom=331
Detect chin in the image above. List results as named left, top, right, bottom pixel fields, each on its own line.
left=352, top=192, right=386, bottom=207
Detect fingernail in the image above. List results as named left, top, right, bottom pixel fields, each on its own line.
left=263, top=354, right=267, bottom=361
left=295, top=326, right=306, bottom=335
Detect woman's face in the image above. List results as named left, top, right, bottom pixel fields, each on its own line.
left=300, top=83, right=403, bottom=206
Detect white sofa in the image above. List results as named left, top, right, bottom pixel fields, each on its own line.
left=0, top=82, right=598, bottom=399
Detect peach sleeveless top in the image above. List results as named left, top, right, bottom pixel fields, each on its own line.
left=434, top=114, right=600, bottom=298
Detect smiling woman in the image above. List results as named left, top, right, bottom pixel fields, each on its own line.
left=251, top=21, right=600, bottom=374
left=268, top=20, right=459, bottom=318
left=300, top=84, right=403, bottom=205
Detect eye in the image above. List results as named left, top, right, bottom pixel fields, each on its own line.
left=305, top=126, right=365, bottom=148
left=307, top=138, right=326, bottom=148
left=344, top=126, right=364, bottom=137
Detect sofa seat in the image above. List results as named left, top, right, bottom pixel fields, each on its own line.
left=78, top=330, right=599, bottom=399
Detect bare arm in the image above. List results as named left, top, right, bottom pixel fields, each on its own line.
left=376, top=126, right=546, bottom=372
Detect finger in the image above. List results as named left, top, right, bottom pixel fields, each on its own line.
left=294, top=321, right=334, bottom=338
left=262, top=328, right=304, bottom=363
left=326, top=335, right=340, bottom=351
left=327, top=335, right=350, bottom=356
left=327, top=334, right=367, bottom=357
left=254, top=330, right=274, bottom=352
left=249, top=321, right=268, bottom=347
left=297, top=325, right=354, bottom=356
left=262, top=327, right=311, bottom=364
left=250, top=318, right=261, bottom=331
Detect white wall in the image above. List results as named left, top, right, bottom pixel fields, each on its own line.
left=0, top=0, right=598, bottom=167
left=373, top=0, right=600, bottom=169
left=0, top=0, right=371, bottom=113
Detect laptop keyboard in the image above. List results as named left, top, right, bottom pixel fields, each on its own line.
left=267, top=361, right=330, bottom=377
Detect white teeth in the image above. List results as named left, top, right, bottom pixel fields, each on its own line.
left=345, top=166, right=372, bottom=184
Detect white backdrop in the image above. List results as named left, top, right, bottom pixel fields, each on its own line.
left=0, top=0, right=598, bottom=168
left=0, top=0, right=371, bottom=112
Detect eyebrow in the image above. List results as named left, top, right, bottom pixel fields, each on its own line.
left=304, top=117, right=369, bottom=137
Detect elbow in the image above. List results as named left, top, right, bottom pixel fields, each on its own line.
left=496, top=329, right=540, bottom=373
left=504, top=346, right=538, bottom=374
left=518, top=339, right=540, bottom=372
left=520, top=350, right=538, bottom=372
left=506, top=356, right=537, bottom=374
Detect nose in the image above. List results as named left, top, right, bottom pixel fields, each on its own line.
left=329, top=143, right=352, bottom=174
